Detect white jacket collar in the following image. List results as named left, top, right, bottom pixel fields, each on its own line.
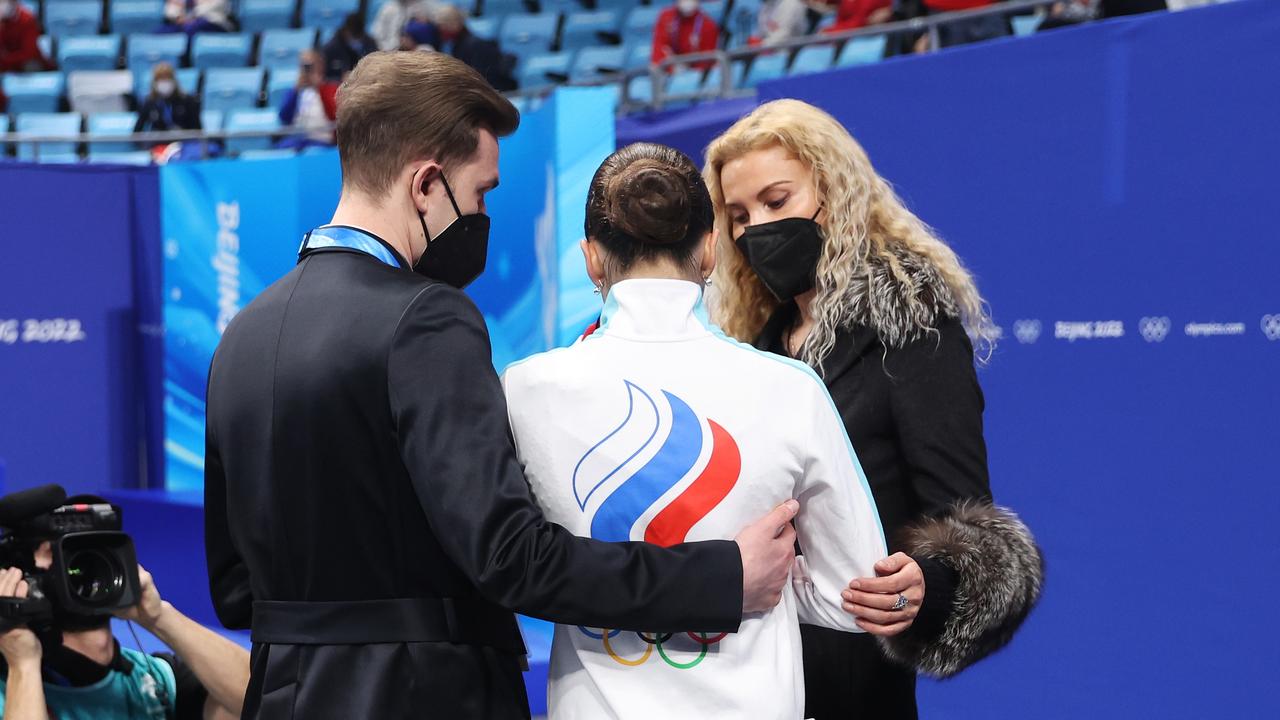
left=597, top=279, right=712, bottom=342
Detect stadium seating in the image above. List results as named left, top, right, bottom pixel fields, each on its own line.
left=560, top=10, right=622, bottom=53
left=224, top=108, right=281, bottom=153
left=132, top=66, right=201, bottom=98
left=303, top=0, right=360, bottom=31
left=265, top=66, right=299, bottom=107
left=240, top=0, right=298, bottom=34
left=469, top=16, right=499, bottom=41
left=57, top=35, right=122, bottom=71
left=37, top=34, right=53, bottom=61
left=3, top=72, right=66, bottom=114
left=127, top=33, right=188, bottom=68
left=836, top=35, right=886, bottom=67
left=259, top=28, right=318, bottom=68
left=15, top=112, right=81, bottom=162
left=570, top=45, right=625, bottom=82
left=109, top=1, right=164, bottom=35
left=203, top=67, right=266, bottom=113
left=192, top=33, right=253, bottom=69
left=594, top=0, right=643, bottom=11
left=1013, top=13, right=1043, bottom=36
left=43, top=1, right=103, bottom=38
left=238, top=148, right=297, bottom=159
left=789, top=43, right=835, bottom=76
left=518, top=52, right=572, bottom=89
left=69, top=69, right=134, bottom=113
left=499, top=13, right=559, bottom=62
left=625, top=74, right=652, bottom=103
left=623, top=6, right=662, bottom=46
left=87, top=111, right=139, bottom=155
left=624, top=40, right=650, bottom=71
left=743, top=51, right=787, bottom=87
left=87, top=150, right=152, bottom=164
left=200, top=109, right=225, bottom=130
left=481, top=0, right=527, bottom=18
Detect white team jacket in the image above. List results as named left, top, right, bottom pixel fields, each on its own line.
left=502, top=279, right=887, bottom=720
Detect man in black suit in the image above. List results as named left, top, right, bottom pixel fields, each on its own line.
left=204, top=51, right=799, bottom=719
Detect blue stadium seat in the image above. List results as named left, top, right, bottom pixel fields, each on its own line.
left=238, top=148, right=297, bottom=160
left=480, top=0, right=526, bottom=18
left=836, top=35, right=885, bottom=67
left=133, top=66, right=201, bottom=99
left=68, top=69, right=134, bottom=112
left=518, top=51, right=571, bottom=88
left=594, top=0, right=641, bottom=12
left=624, top=39, right=650, bottom=71
left=225, top=108, right=281, bottom=153
left=789, top=44, right=834, bottom=76
left=1012, top=14, right=1042, bottom=37
left=191, top=33, right=252, bottom=68
left=560, top=10, right=621, bottom=52
left=743, top=52, right=786, bottom=88
left=87, top=111, right=138, bottom=155
left=469, top=16, right=499, bottom=40
left=700, top=0, right=725, bottom=23
left=569, top=44, right=624, bottom=82
left=15, top=112, right=81, bottom=162
left=127, top=33, right=188, bottom=68
left=499, top=13, right=559, bottom=62
left=57, top=35, right=122, bottom=72
left=302, top=0, right=359, bottom=31
left=37, top=34, right=53, bottom=61
left=625, top=74, right=651, bottom=103
left=201, top=109, right=225, bottom=130
left=43, top=1, right=102, bottom=38
left=623, top=6, right=661, bottom=45
left=87, top=150, right=152, bottom=164
left=265, top=66, right=299, bottom=107
left=702, top=64, right=725, bottom=91
left=723, top=0, right=759, bottom=40
left=3, top=72, right=66, bottom=114
left=259, top=28, right=318, bottom=68
left=203, top=67, right=266, bottom=113
left=240, top=0, right=298, bottom=34
left=540, top=0, right=583, bottom=16
left=110, top=1, right=164, bottom=35
left=660, top=67, right=702, bottom=108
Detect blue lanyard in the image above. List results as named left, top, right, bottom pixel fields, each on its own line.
left=299, top=226, right=403, bottom=269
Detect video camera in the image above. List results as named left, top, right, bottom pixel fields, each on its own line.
left=0, top=484, right=141, bottom=641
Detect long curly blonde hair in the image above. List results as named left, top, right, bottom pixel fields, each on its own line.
left=705, top=99, right=996, bottom=369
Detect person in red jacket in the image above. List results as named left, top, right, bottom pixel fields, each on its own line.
left=651, top=0, right=720, bottom=71
left=0, top=0, right=50, bottom=72
left=823, top=0, right=893, bottom=33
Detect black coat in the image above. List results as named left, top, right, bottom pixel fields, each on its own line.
left=321, top=33, right=374, bottom=81
left=205, top=239, right=743, bottom=719
left=133, top=93, right=201, bottom=132
left=452, top=30, right=517, bottom=91
left=756, top=307, right=991, bottom=719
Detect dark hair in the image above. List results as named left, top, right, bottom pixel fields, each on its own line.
left=335, top=51, right=519, bottom=196
left=584, top=143, right=713, bottom=273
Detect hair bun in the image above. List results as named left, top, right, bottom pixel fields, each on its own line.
left=605, top=160, right=690, bottom=245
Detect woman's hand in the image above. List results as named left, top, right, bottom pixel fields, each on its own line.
left=840, top=552, right=925, bottom=637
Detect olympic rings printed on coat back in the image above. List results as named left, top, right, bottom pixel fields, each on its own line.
left=579, top=627, right=724, bottom=669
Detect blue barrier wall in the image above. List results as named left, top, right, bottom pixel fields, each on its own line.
left=0, top=163, right=162, bottom=494
left=751, top=2, right=1277, bottom=717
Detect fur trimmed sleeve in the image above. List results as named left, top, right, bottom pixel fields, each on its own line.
left=878, top=501, right=1044, bottom=678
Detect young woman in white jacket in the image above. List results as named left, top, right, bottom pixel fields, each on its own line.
left=501, top=143, right=887, bottom=720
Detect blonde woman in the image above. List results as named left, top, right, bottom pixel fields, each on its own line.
left=706, top=99, right=1044, bottom=718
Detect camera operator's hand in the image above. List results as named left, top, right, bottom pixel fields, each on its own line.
left=0, top=567, right=42, bottom=667
left=113, top=564, right=167, bottom=631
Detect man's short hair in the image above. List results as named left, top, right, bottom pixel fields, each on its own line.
left=335, top=51, right=520, bottom=197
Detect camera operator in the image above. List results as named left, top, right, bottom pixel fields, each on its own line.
left=0, top=528, right=249, bottom=719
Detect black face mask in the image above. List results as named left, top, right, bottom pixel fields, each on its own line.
left=414, top=173, right=490, bottom=289
left=734, top=209, right=823, bottom=302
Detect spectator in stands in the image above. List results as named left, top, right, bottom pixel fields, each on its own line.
left=323, top=12, right=376, bottom=81
left=0, top=0, right=50, bottom=72
left=652, top=0, right=720, bottom=71
left=0, top=509, right=250, bottom=719
left=431, top=4, right=516, bottom=91
left=277, top=49, right=338, bottom=149
left=135, top=62, right=202, bottom=133
left=821, top=0, right=893, bottom=33
left=401, top=13, right=440, bottom=50
left=749, top=0, right=809, bottom=46
left=1038, top=0, right=1100, bottom=30
left=160, top=0, right=235, bottom=35
left=917, top=0, right=1010, bottom=49
left=373, top=0, right=438, bottom=52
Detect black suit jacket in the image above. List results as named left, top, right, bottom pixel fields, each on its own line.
left=205, top=240, right=743, bottom=719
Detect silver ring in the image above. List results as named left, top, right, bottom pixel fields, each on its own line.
left=891, top=594, right=909, bottom=611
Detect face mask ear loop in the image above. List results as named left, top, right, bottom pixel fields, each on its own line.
left=439, top=172, right=465, bottom=220
left=414, top=175, right=433, bottom=252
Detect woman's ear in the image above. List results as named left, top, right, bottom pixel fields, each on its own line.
left=700, top=230, right=718, bottom=279
left=580, top=238, right=606, bottom=288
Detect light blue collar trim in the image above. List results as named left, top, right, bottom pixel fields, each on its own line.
left=301, top=226, right=402, bottom=269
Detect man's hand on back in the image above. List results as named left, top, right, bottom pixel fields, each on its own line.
left=735, top=500, right=800, bottom=614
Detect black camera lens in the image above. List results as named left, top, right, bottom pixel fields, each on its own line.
left=64, top=548, right=124, bottom=607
